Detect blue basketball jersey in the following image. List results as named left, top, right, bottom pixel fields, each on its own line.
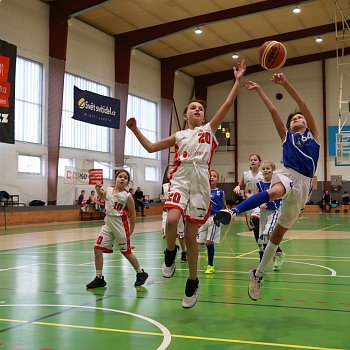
left=256, top=180, right=282, bottom=211
left=282, top=128, right=319, bottom=178
left=210, top=188, right=225, bottom=215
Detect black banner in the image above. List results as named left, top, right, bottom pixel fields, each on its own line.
left=72, top=86, right=120, bottom=129
left=0, top=40, right=16, bottom=144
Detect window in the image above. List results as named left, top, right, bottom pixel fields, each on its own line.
left=61, top=73, right=110, bottom=152
left=18, top=155, right=42, bottom=175
left=15, top=57, right=43, bottom=143
left=58, top=158, right=75, bottom=177
left=145, top=165, right=159, bottom=182
left=125, top=95, right=158, bottom=159
left=94, top=161, right=112, bottom=180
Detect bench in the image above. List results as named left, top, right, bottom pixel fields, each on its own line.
left=81, top=209, right=105, bottom=221
left=136, top=203, right=163, bottom=217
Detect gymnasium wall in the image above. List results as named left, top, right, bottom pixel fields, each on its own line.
left=0, top=0, right=349, bottom=207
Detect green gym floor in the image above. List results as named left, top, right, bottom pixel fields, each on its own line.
left=0, top=212, right=349, bottom=350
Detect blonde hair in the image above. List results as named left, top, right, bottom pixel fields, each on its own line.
left=261, top=160, right=276, bottom=171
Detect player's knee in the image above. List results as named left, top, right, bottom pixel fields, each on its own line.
left=94, top=247, right=103, bottom=256
left=268, top=184, right=285, bottom=200
left=167, top=216, right=180, bottom=227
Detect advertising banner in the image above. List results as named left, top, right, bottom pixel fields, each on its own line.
left=72, top=86, right=120, bottom=129
left=0, top=39, right=16, bottom=144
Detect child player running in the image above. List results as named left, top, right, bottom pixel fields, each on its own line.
left=162, top=166, right=187, bottom=263
left=257, top=160, right=285, bottom=271
left=234, top=154, right=263, bottom=259
left=127, top=60, right=246, bottom=308
left=214, top=73, right=319, bottom=301
left=197, top=169, right=226, bottom=274
left=86, top=169, right=149, bottom=289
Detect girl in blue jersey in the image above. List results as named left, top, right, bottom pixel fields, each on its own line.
left=214, top=73, right=320, bottom=300
left=257, top=160, right=284, bottom=271
left=197, top=169, right=227, bottom=274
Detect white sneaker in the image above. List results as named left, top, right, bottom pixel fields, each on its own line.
left=182, top=278, right=199, bottom=309
left=214, top=209, right=234, bottom=226
left=161, top=245, right=179, bottom=278
left=248, top=269, right=263, bottom=301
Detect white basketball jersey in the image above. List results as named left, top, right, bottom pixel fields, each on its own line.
left=104, top=187, right=130, bottom=217
left=243, top=170, right=263, bottom=198
left=174, top=122, right=218, bottom=165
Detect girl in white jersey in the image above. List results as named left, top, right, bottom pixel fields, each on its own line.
left=234, top=154, right=263, bottom=259
left=86, top=169, right=148, bottom=289
left=127, top=60, right=246, bottom=309
left=214, top=73, right=320, bottom=301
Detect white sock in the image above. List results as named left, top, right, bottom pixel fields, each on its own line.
left=96, top=270, right=102, bottom=278
left=256, top=241, right=278, bottom=278
left=136, top=267, right=143, bottom=273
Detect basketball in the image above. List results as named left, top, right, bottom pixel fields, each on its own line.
left=258, top=41, right=287, bottom=70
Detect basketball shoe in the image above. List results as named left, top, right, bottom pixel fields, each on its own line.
left=86, top=276, right=107, bottom=289
left=134, top=269, right=149, bottom=286
left=248, top=269, right=263, bottom=301
left=161, top=245, right=179, bottom=278
left=214, top=208, right=236, bottom=226
left=182, top=278, right=199, bottom=309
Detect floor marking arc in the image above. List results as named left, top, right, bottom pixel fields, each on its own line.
left=0, top=304, right=171, bottom=350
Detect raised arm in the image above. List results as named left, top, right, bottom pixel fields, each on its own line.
left=95, top=183, right=105, bottom=200
left=272, top=73, right=319, bottom=142
left=245, top=80, right=286, bottom=141
left=210, top=60, right=246, bottom=132
left=127, top=117, right=176, bottom=152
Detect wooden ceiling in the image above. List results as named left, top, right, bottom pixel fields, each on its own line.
left=48, top=0, right=350, bottom=81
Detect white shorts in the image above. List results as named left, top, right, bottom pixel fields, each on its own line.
left=94, top=215, right=132, bottom=254
left=164, top=163, right=211, bottom=224
left=162, top=210, right=185, bottom=239
left=258, top=208, right=280, bottom=245
left=272, top=167, right=313, bottom=229
left=197, top=216, right=221, bottom=244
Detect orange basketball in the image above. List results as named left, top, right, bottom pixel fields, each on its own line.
left=258, top=41, right=287, bottom=70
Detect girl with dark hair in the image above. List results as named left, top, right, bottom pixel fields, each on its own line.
left=86, top=169, right=148, bottom=289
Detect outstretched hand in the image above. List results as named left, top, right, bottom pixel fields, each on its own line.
left=245, top=80, right=260, bottom=91
left=126, top=117, right=137, bottom=130
left=271, top=72, right=287, bottom=85
left=233, top=60, right=246, bottom=80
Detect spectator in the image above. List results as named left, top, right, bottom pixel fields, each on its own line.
left=342, top=191, right=350, bottom=205
left=78, top=190, right=86, bottom=208
left=322, top=190, right=332, bottom=213
left=89, top=190, right=98, bottom=209
left=134, top=186, right=146, bottom=217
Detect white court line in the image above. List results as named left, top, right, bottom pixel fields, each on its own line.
left=0, top=304, right=171, bottom=350
left=287, top=261, right=337, bottom=276
left=0, top=263, right=41, bottom=272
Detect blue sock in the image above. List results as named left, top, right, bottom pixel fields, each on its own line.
left=206, top=244, right=215, bottom=266
left=232, top=191, right=270, bottom=215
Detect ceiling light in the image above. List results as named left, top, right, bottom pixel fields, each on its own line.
left=194, top=26, right=203, bottom=34
left=293, top=6, right=301, bottom=13
left=315, top=36, right=323, bottom=43
left=232, top=53, right=239, bottom=59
